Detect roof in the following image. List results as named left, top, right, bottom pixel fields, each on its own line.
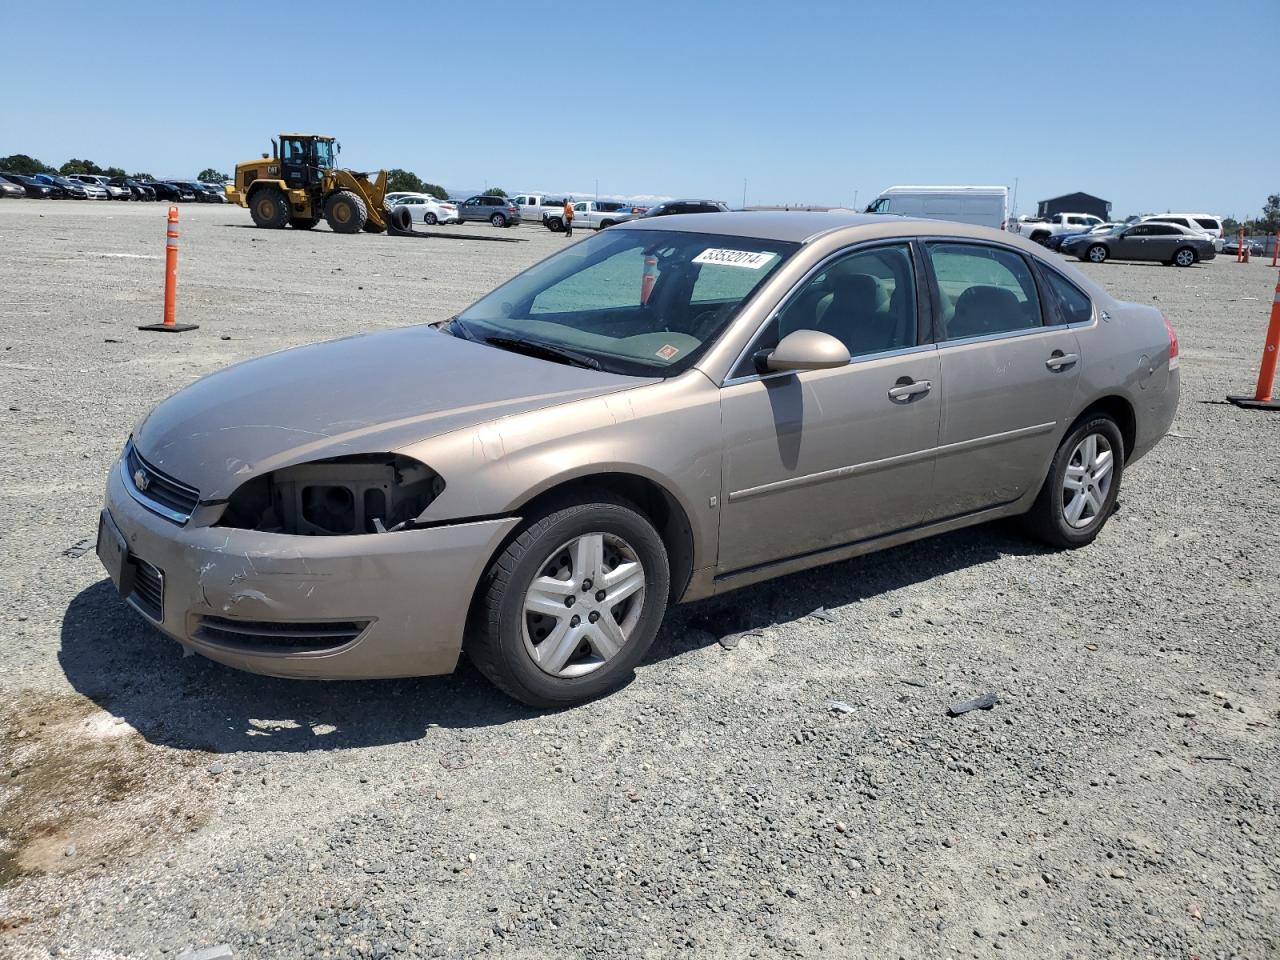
left=1039, top=191, right=1108, bottom=202
left=278, top=133, right=334, bottom=139
left=879, top=185, right=1008, bottom=194
left=618, top=211, right=926, bottom=243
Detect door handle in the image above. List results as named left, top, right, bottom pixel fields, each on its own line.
left=1045, top=352, right=1079, bottom=370
left=888, top=378, right=932, bottom=401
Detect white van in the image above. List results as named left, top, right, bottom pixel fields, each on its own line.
left=865, top=185, right=1009, bottom=231
left=1142, top=213, right=1225, bottom=250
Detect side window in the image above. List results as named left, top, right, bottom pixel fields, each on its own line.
left=575, top=202, right=587, bottom=212
left=1128, top=225, right=1150, bottom=236
left=926, top=243, right=1042, bottom=340
left=1042, top=270, right=1093, bottom=325
left=1194, top=217, right=1219, bottom=230
left=734, top=244, right=918, bottom=376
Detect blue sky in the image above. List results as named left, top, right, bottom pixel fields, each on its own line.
left=3, top=0, right=1276, bottom=218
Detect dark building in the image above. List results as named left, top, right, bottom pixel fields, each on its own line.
left=1038, top=192, right=1111, bottom=221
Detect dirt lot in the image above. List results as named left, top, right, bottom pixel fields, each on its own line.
left=1, top=200, right=1277, bottom=960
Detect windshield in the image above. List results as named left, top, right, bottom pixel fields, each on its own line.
left=313, top=140, right=336, bottom=168
left=455, top=228, right=799, bottom=376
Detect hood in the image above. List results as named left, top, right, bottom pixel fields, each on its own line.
left=134, top=325, right=650, bottom=501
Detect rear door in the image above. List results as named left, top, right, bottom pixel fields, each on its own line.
left=924, top=241, right=1081, bottom=519
left=1146, top=224, right=1182, bottom=261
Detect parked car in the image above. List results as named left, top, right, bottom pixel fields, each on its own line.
left=0, top=177, right=25, bottom=199
left=0, top=173, right=55, bottom=198
left=199, top=182, right=230, bottom=203
left=1221, top=237, right=1265, bottom=257
left=155, top=181, right=198, bottom=202
left=393, top=194, right=460, bottom=225
left=66, top=176, right=111, bottom=200
left=458, top=195, right=521, bottom=227
left=1142, top=213, right=1224, bottom=248
left=1009, top=212, right=1105, bottom=245
left=68, top=174, right=130, bottom=200
left=1061, top=222, right=1214, bottom=266
left=638, top=199, right=730, bottom=218
left=384, top=192, right=420, bottom=206
left=31, top=174, right=86, bottom=199
left=139, top=180, right=185, bottom=202
left=543, top=200, right=635, bottom=232
left=165, top=180, right=217, bottom=202
left=510, top=194, right=564, bottom=223
left=111, top=177, right=157, bottom=201
left=97, top=212, right=1178, bottom=706
left=1043, top=222, right=1123, bottom=252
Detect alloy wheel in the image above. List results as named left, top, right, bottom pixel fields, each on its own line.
left=1062, top=433, right=1114, bottom=528
left=522, top=532, right=646, bottom=678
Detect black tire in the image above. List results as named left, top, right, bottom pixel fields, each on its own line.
left=248, top=186, right=290, bottom=229
left=1173, top=246, right=1197, bottom=267
left=424, top=212, right=438, bottom=225
left=1085, top=243, right=1108, bottom=264
left=465, top=494, right=670, bottom=708
left=324, top=189, right=367, bottom=234
left=289, top=215, right=320, bottom=230
left=600, top=219, right=616, bottom=229
left=490, top=213, right=507, bottom=228
left=1022, top=415, right=1125, bottom=549
left=384, top=206, right=411, bottom=233
left=545, top=216, right=563, bottom=232
left=1030, top=231, right=1050, bottom=245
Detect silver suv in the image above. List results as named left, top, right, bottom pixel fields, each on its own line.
left=458, top=195, right=522, bottom=227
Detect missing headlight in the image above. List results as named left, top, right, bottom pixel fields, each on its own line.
left=219, top=454, right=444, bottom=535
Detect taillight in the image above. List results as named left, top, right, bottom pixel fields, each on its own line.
left=1162, top=312, right=1179, bottom=369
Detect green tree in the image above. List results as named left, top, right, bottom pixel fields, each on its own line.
left=197, top=168, right=229, bottom=183
left=102, top=166, right=127, bottom=179
left=482, top=187, right=507, bottom=197
left=130, top=172, right=154, bottom=181
left=0, top=154, right=55, bottom=175
left=420, top=182, right=449, bottom=200
left=386, top=168, right=425, bottom=193
left=60, top=158, right=102, bottom=175
left=1259, top=193, right=1280, bottom=234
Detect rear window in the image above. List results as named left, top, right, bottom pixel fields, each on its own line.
left=1194, top=218, right=1220, bottom=230
left=1041, top=270, right=1093, bottom=325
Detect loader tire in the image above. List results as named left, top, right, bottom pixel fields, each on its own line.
left=289, top=215, right=320, bottom=230
left=249, top=186, right=289, bottom=229
left=324, top=190, right=367, bottom=234
left=385, top=206, right=413, bottom=233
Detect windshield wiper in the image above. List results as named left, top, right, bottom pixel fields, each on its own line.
left=483, top=335, right=601, bottom=370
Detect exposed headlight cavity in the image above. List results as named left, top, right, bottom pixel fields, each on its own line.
left=219, top=454, right=444, bottom=534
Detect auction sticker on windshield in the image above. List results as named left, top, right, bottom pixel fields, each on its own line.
left=692, top=248, right=774, bottom=269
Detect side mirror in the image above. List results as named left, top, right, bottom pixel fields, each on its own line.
left=758, top=329, right=851, bottom=374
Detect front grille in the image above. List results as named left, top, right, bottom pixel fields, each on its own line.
left=194, top=616, right=370, bottom=652
left=125, top=442, right=200, bottom=522
left=129, top=558, right=164, bottom=621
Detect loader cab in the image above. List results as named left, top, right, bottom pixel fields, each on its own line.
left=278, top=135, right=336, bottom=190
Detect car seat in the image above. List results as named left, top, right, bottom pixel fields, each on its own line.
left=947, top=285, right=1027, bottom=339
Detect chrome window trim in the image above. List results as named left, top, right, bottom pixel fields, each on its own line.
left=721, top=238, right=923, bottom=385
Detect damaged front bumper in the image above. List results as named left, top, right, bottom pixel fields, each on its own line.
left=100, top=464, right=518, bottom=679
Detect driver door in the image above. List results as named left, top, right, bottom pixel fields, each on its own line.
left=717, top=242, right=941, bottom=574
left=280, top=138, right=308, bottom=190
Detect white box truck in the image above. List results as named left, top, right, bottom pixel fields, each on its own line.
left=864, top=185, right=1009, bottom=231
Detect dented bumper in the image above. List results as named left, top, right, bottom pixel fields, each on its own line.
left=101, top=464, right=519, bottom=679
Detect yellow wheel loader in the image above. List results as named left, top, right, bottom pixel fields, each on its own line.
left=227, top=134, right=409, bottom=234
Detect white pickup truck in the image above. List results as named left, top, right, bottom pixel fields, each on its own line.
left=543, top=200, right=637, bottom=232
left=1009, top=212, right=1104, bottom=245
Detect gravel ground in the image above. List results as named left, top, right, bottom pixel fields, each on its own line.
left=1, top=200, right=1277, bottom=960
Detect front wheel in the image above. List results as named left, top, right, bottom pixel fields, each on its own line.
left=1086, top=244, right=1108, bottom=264
left=545, top=217, right=563, bottom=232
left=424, top=212, right=438, bottom=225
left=1022, top=415, right=1124, bottom=549
left=1173, top=247, right=1197, bottom=267
left=324, top=190, right=367, bottom=233
left=490, top=213, right=507, bottom=227
left=466, top=496, right=670, bottom=708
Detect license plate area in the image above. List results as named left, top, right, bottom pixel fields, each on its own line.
left=97, top=510, right=135, bottom=597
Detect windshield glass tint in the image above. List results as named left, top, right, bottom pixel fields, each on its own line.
left=314, top=141, right=335, bottom=168
left=456, top=229, right=798, bottom=375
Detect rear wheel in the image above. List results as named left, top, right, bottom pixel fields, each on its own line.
left=424, top=212, right=438, bottom=225
left=490, top=213, right=507, bottom=228
left=324, top=190, right=367, bottom=233
left=600, top=219, right=616, bottom=229
left=1173, top=246, right=1197, bottom=267
left=1086, top=244, right=1108, bottom=264
left=249, top=187, right=289, bottom=229
left=1022, top=415, right=1124, bottom=549
left=545, top=216, right=563, bottom=232
left=465, top=495, right=670, bottom=707
left=289, top=215, right=320, bottom=230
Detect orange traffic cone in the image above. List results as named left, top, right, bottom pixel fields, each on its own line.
left=139, top=206, right=198, bottom=333
left=1228, top=278, right=1280, bottom=410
